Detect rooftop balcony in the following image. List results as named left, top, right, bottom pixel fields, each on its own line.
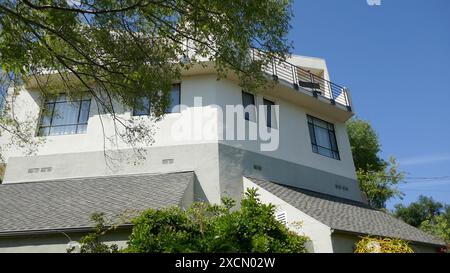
left=252, top=49, right=353, bottom=113
left=24, top=47, right=354, bottom=121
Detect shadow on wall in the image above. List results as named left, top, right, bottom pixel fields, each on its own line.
left=218, top=144, right=261, bottom=206
left=193, top=174, right=210, bottom=204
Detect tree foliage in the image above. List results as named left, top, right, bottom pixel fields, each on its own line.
left=420, top=214, right=450, bottom=244
left=126, top=188, right=308, bottom=253
left=356, top=157, right=404, bottom=209
left=68, top=213, right=119, bottom=253
left=394, top=196, right=450, bottom=243
left=347, top=118, right=385, bottom=172
left=0, top=0, right=293, bottom=161
left=347, top=118, right=405, bottom=209
left=76, top=189, right=309, bottom=253
left=394, top=195, right=445, bottom=227
left=354, top=236, right=413, bottom=253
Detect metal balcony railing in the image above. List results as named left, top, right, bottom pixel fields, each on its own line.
left=251, top=49, right=352, bottom=111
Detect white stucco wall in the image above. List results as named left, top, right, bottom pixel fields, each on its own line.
left=2, top=68, right=356, bottom=179
left=215, top=77, right=357, bottom=181
left=1, top=56, right=358, bottom=203
left=0, top=230, right=130, bottom=253
left=1, top=74, right=221, bottom=159
left=243, top=177, right=334, bottom=253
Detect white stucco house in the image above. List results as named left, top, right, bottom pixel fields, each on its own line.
left=0, top=52, right=445, bottom=253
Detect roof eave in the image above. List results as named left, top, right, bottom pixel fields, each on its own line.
left=331, top=228, right=446, bottom=248
left=0, top=224, right=134, bottom=238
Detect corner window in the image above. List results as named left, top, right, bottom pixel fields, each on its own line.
left=307, top=115, right=340, bottom=160
left=132, top=84, right=181, bottom=116
left=38, top=94, right=91, bottom=136
left=242, top=91, right=255, bottom=121
left=263, top=98, right=276, bottom=128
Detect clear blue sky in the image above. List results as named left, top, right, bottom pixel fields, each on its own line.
left=288, top=0, right=450, bottom=209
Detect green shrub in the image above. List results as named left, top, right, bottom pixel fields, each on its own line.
left=75, top=189, right=309, bottom=253
left=68, top=213, right=119, bottom=253
left=124, top=188, right=309, bottom=253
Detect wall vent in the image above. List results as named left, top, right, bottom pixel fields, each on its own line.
left=162, top=159, right=174, bottom=165
left=275, top=211, right=287, bottom=226
left=40, top=167, right=52, bottom=173
left=27, top=168, right=40, bottom=174
left=335, top=184, right=349, bottom=191
left=28, top=167, right=52, bottom=174
left=253, top=164, right=262, bottom=171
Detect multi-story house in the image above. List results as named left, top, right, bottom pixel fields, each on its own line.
left=0, top=53, right=445, bottom=253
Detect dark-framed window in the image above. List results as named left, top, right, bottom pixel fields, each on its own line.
left=132, top=96, right=151, bottom=116
left=307, top=115, right=340, bottom=160
left=263, top=98, right=275, bottom=128
left=242, top=91, right=255, bottom=121
left=38, top=94, right=91, bottom=136
left=167, top=83, right=181, bottom=113
left=132, top=84, right=181, bottom=116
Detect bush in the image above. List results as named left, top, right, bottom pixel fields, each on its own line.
left=120, top=188, right=309, bottom=253
left=354, top=236, right=413, bottom=253
left=74, top=189, right=308, bottom=253
left=68, top=213, right=119, bottom=253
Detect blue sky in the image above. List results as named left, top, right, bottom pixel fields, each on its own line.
left=288, top=0, right=450, bottom=209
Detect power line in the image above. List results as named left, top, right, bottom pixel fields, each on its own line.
left=406, top=176, right=450, bottom=180
left=404, top=180, right=450, bottom=184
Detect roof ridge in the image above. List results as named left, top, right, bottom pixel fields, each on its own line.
left=0, top=170, right=195, bottom=186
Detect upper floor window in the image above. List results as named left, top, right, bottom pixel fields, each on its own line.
left=132, top=96, right=151, bottom=116
left=38, top=94, right=91, bottom=136
left=168, top=83, right=181, bottom=113
left=263, top=98, right=276, bottom=128
left=242, top=91, right=255, bottom=121
left=307, top=115, right=340, bottom=160
left=133, top=84, right=181, bottom=116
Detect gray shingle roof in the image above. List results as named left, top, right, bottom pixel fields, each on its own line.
left=248, top=177, right=445, bottom=247
left=0, top=172, right=194, bottom=236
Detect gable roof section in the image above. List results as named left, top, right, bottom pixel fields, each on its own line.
left=247, top=177, right=445, bottom=247
left=0, top=171, right=194, bottom=236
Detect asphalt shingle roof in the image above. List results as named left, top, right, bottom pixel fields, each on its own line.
left=248, top=177, right=445, bottom=247
left=0, top=171, right=194, bottom=235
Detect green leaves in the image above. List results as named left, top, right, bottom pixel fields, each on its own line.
left=0, top=0, right=292, bottom=108
left=74, top=213, right=119, bottom=253
left=347, top=118, right=385, bottom=172
left=347, top=118, right=405, bottom=209
left=356, top=157, right=405, bottom=209
left=393, top=195, right=450, bottom=244
left=124, top=188, right=308, bottom=253
left=394, top=195, right=445, bottom=227
left=0, top=0, right=293, bottom=163
left=420, top=214, right=450, bottom=244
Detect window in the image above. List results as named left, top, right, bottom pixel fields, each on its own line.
left=263, top=98, right=275, bottom=128
left=133, top=96, right=151, bottom=116
left=307, top=115, right=340, bottom=160
left=167, top=83, right=180, bottom=113
left=38, top=94, right=91, bottom=136
left=242, top=91, right=255, bottom=121
left=132, top=84, right=181, bottom=116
